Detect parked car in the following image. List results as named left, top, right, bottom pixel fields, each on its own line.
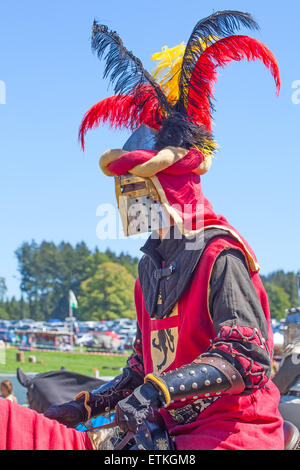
left=16, top=324, right=34, bottom=331
left=0, top=320, right=11, bottom=329
left=86, top=333, right=121, bottom=352
left=75, top=334, right=94, bottom=346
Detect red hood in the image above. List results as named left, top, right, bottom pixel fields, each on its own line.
left=107, top=147, right=259, bottom=272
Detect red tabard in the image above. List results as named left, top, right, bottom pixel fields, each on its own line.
left=0, top=398, right=93, bottom=450
left=134, top=235, right=284, bottom=450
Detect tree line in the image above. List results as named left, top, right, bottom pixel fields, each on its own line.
left=0, top=241, right=299, bottom=322
left=261, top=271, right=300, bottom=320
left=0, top=241, right=139, bottom=322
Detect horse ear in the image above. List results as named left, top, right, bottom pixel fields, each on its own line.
left=16, top=368, right=32, bottom=388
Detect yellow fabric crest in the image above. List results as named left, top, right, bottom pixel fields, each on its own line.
left=152, top=37, right=218, bottom=104
left=152, top=43, right=186, bottom=104
left=151, top=38, right=220, bottom=160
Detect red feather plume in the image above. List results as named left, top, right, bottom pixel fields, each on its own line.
left=78, top=85, right=162, bottom=151
left=187, top=35, right=281, bottom=132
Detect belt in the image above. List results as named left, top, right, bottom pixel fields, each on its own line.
left=168, top=397, right=220, bottom=425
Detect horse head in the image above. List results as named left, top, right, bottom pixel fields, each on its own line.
left=17, top=367, right=106, bottom=413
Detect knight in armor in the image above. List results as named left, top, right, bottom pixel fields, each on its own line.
left=45, top=11, right=284, bottom=450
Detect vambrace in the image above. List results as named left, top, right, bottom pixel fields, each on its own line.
left=76, top=366, right=144, bottom=421
left=144, top=356, right=245, bottom=406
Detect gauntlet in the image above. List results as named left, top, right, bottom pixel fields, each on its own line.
left=44, top=367, right=144, bottom=428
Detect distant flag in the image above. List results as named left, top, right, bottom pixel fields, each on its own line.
left=69, top=290, right=78, bottom=310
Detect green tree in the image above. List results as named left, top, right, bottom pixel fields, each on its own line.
left=19, top=296, right=30, bottom=319
left=79, top=262, right=136, bottom=321
left=104, top=249, right=139, bottom=278
left=263, top=282, right=291, bottom=320
left=117, top=252, right=139, bottom=278
left=15, top=240, right=93, bottom=320
left=0, top=305, right=9, bottom=320
left=2, top=297, right=23, bottom=320
left=83, top=249, right=111, bottom=280
left=15, top=240, right=139, bottom=321
left=262, top=270, right=299, bottom=307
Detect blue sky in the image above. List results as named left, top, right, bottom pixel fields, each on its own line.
left=0, top=0, right=300, bottom=298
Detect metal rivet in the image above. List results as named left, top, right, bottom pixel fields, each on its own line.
left=170, top=387, right=175, bottom=393
left=205, top=393, right=210, bottom=397
left=177, top=373, right=183, bottom=378
left=216, top=378, right=222, bottom=384
left=232, top=375, right=236, bottom=380
left=192, top=383, right=198, bottom=389
left=201, top=367, right=207, bottom=373
left=189, top=370, right=195, bottom=376
left=205, top=380, right=211, bottom=386
left=193, top=396, right=198, bottom=400
left=179, top=384, right=185, bottom=391
left=221, top=364, right=226, bottom=369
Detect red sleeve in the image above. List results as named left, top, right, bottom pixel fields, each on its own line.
left=107, top=150, right=157, bottom=175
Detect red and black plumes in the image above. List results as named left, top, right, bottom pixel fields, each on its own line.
left=79, top=11, right=280, bottom=152
left=79, top=87, right=162, bottom=151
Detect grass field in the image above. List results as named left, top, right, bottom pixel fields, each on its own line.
left=0, top=347, right=129, bottom=377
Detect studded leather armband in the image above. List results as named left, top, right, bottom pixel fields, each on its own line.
left=145, top=356, right=245, bottom=406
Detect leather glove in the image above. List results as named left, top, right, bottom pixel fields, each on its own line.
left=44, top=396, right=88, bottom=428
left=44, top=368, right=144, bottom=428
left=115, top=382, right=164, bottom=434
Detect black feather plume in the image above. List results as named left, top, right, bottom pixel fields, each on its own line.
left=177, top=10, right=259, bottom=112
left=154, top=111, right=213, bottom=151
left=91, top=22, right=171, bottom=121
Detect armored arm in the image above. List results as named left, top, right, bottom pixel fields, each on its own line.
left=144, top=355, right=245, bottom=406
left=114, top=354, right=245, bottom=433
